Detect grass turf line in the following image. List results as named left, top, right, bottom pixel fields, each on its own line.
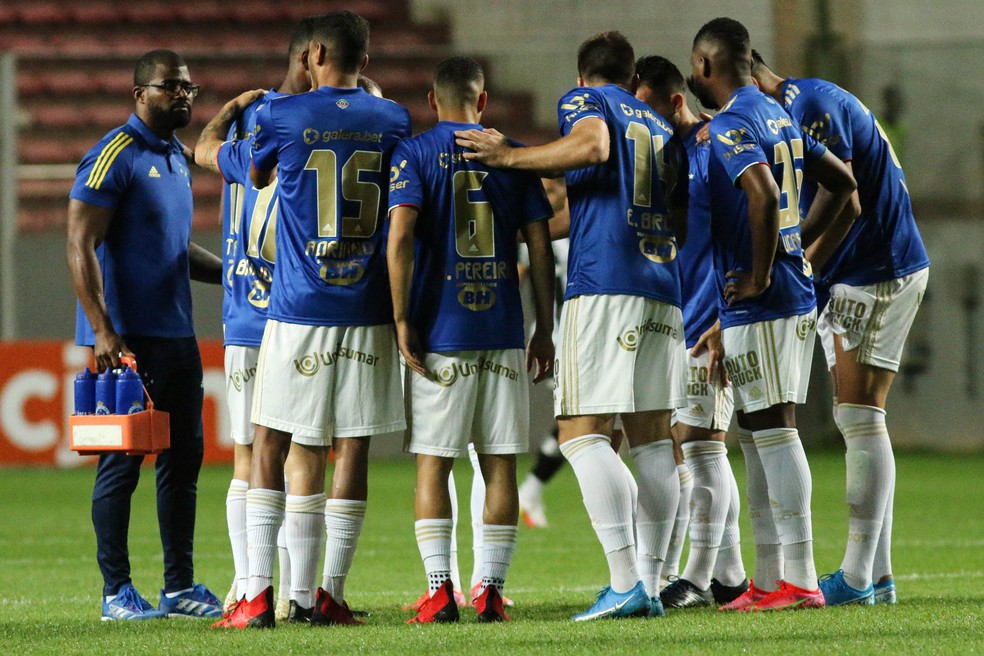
left=0, top=452, right=982, bottom=654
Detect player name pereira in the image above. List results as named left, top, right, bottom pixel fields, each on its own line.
left=454, top=261, right=513, bottom=281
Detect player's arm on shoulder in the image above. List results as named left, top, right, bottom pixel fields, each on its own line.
left=194, top=89, right=266, bottom=174
left=387, top=205, right=426, bottom=375
left=188, top=241, right=222, bottom=284
left=455, top=118, right=609, bottom=175
left=520, top=218, right=555, bottom=383
left=800, top=146, right=858, bottom=249
left=66, top=199, right=131, bottom=371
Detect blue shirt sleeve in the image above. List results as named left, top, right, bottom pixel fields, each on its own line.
left=557, top=88, right=606, bottom=136
left=521, top=173, right=553, bottom=223
left=217, top=139, right=252, bottom=186
left=802, top=132, right=828, bottom=165
left=387, top=139, right=423, bottom=211
left=69, top=132, right=134, bottom=209
left=709, top=114, right=767, bottom=186
left=251, top=101, right=278, bottom=173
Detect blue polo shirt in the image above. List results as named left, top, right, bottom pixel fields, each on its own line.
left=71, top=113, right=195, bottom=345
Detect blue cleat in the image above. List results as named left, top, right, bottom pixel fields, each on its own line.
left=649, top=595, right=666, bottom=618
left=873, top=577, right=896, bottom=605
left=572, top=581, right=651, bottom=621
left=158, top=583, right=223, bottom=618
left=818, top=570, right=874, bottom=607
left=101, top=583, right=167, bottom=621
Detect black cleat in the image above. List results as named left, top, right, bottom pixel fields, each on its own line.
left=286, top=600, right=313, bottom=623
left=710, top=577, right=750, bottom=606
left=659, top=578, right=714, bottom=609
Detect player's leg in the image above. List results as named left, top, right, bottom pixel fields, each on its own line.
left=518, top=428, right=564, bottom=528
left=468, top=445, right=486, bottom=595
left=660, top=430, right=692, bottom=589
left=411, top=453, right=458, bottom=621
left=711, top=452, right=749, bottom=605
left=283, top=441, right=327, bottom=619
left=447, top=469, right=466, bottom=605
left=474, top=452, right=518, bottom=622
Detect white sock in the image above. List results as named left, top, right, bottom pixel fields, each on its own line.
left=663, top=463, right=693, bottom=583
left=469, top=445, right=485, bottom=589
left=286, top=493, right=325, bottom=608
left=712, top=452, right=747, bottom=587
left=874, top=483, right=895, bottom=584
left=630, top=440, right=679, bottom=597
left=322, top=499, right=367, bottom=604
left=681, top=441, right=730, bottom=590
left=246, top=488, right=286, bottom=600
left=738, top=429, right=782, bottom=592
left=448, top=471, right=462, bottom=593
left=621, top=458, right=639, bottom=520
left=754, top=427, right=816, bottom=591
left=518, top=475, right=544, bottom=504
left=836, top=403, right=893, bottom=590
left=560, top=434, right=638, bottom=593
left=415, top=519, right=453, bottom=595
left=482, top=524, right=517, bottom=593
left=277, top=523, right=290, bottom=602
left=164, top=587, right=193, bottom=598
left=226, top=479, right=249, bottom=599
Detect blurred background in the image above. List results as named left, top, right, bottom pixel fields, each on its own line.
left=0, top=0, right=979, bottom=466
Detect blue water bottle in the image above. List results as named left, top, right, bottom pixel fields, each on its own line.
left=95, top=368, right=117, bottom=415
left=74, top=368, right=97, bottom=415
left=115, top=366, right=145, bottom=415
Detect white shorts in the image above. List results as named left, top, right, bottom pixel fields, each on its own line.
left=818, top=268, right=929, bottom=372
left=722, top=309, right=817, bottom=414
left=675, top=346, right=734, bottom=431
left=554, top=294, right=686, bottom=417
left=405, top=349, right=529, bottom=458
left=225, top=345, right=259, bottom=445
left=251, top=319, right=405, bottom=445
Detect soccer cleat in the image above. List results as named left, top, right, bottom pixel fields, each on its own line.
left=223, top=582, right=240, bottom=617
left=405, top=587, right=467, bottom=612
left=454, top=589, right=467, bottom=608
left=311, top=587, right=364, bottom=626
left=751, top=580, right=825, bottom=611
left=101, top=583, right=167, bottom=621
left=571, top=581, right=651, bottom=622
left=210, top=586, right=275, bottom=628
left=648, top=596, right=665, bottom=618
left=873, top=577, right=897, bottom=605
left=659, top=577, right=714, bottom=609
left=711, top=577, right=750, bottom=606
left=158, top=583, right=223, bottom=618
left=718, top=579, right=768, bottom=611
left=286, top=600, right=313, bottom=623
left=519, top=494, right=549, bottom=529
left=402, top=591, right=429, bottom=612
left=474, top=585, right=511, bottom=623
left=407, top=580, right=459, bottom=624
left=818, top=570, right=875, bottom=606
left=471, top=582, right=514, bottom=607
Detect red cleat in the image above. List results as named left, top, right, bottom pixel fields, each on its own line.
left=406, top=580, right=459, bottom=624
left=211, top=587, right=275, bottom=628
left=404, top=587, right=468, bottom=611
left=474, top=585, right=511, bottom=622
left=751, top=580, right=825, bottom=611
left=718, top=579, right=770, bottom=612
left=311, top=587, right=364, bottom=626
left=471, top=582, right=514, bottom=607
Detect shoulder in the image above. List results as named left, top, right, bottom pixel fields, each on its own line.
left=79, top=125, right=139, bottom=176
left=559, top=86, right=604, bottom=110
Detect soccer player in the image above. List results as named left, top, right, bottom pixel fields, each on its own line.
left=687, top=17, right=858, bottom=611
left=751, top=51, right=930, bottom=606
left=634, top=54, right=750, bottom=608
left=216, top=11, right=411, bottom=628
left=66, top=49, right=224, bottom=619
left=193, top=18, right=315, bottom=622
left=388, top=56, right=555, bottom=623
left=457, top=31, right=689, bottom=620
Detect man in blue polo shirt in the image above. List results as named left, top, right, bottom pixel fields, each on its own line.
left=67, top=49, right=224, bottom=621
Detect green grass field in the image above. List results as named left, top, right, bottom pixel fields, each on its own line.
left=1, top=451, right=982, bottom=655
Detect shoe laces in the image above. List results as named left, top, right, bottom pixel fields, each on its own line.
left=114, top=585, right=147, bottom=611
left=818, top=570, right=845, bottom=586
left=191, top=583, right=220, bottom=605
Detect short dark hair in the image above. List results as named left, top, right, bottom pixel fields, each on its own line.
left=309, top=10, right=370, bottom=74
left=288, top=17, right=317, bottom=58
left=693, top=17, right=750, bottom=57
left=635, top=55, right=686, bottom=99
left=577, top=31, right=635, bottom=85
left=133, top=49, right=185, bottom=86
left=433, top=56, right=484, bottom=106
left=750, top=48, right=770, bottom=72
left=358, top=74, right=382, bottom=96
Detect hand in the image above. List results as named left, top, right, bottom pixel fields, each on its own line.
left=232, top=88, right=267, bottom=113
left=690, top=321, right=727, bottom=387
left=526, top=329, right=555, bottom=384
left=695, top=115, right=713, bottom=144
left=723, top=270, right=770, bottom=306
left=395, top=321, right=426, bottom=376
left=454, top=128, right=512, bottom=167
left=93, top=330, right=133, bottom=372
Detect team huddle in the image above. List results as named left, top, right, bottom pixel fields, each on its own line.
left=71, top=10, right=928, bottom=625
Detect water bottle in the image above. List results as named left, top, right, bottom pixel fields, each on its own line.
left=74, top=368, right=97, bottom=415
left=95, top=368, right=117, bottom=415
left=115, top=366, right=145, bottom=415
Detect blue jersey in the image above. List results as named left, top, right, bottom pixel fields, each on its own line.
left=252, top=86, right=411, bottom=326
left=678, top=123, right=717, bottom=348
left=388, top=121, right=552, bottom=352
left=218, top=90, right=283, bottom=347
left=70, top=113, right=195, bottom=345
left=782, top=77, right=929, bottom=291
left=558, top=84, right=686, bottom=306
left=707, top=86, right=823, bottom=328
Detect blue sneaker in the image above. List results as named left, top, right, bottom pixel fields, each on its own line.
left=102, top=583, right=167, bottom=621
left=572, top=582, right=651, bottom=621
left=873, top=577, right=897, bottom=605
left=158, top=583, right=223, bottom=618
left=818, top=570, right=874, bottom=606
left=649, top=595, right=666, bottom=618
